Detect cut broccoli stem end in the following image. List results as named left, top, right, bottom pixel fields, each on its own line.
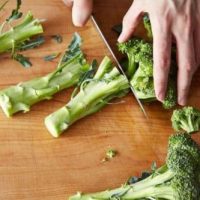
left=45, top=106, right=70, bottom=138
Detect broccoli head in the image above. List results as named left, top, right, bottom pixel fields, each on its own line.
left=171, top=106, right=200, bottom=133
left=69, top=133, right=200, bottom=200
left=118, top=38, right=177, bottom=109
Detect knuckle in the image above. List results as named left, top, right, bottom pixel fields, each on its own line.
left=179, top=82, right=191, bottom=94
left=182, top=14, right=193, bottom=35
left=183, top=63, right=196, bottom=74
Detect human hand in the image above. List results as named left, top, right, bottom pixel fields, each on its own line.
left=63, top=0, right=93, bottom=27
left=118, top=0, right=200, bottom=106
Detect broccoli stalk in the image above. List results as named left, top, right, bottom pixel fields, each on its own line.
left=45, top=56, right=130, bottom=137
left=143, top=14, right=152, bottom=39
left=0, top=33, right=89, bottom=117
left=0, top=11, right=43, bottom=53
left=69, top=133, right=200, bottom=200
left=118, top=38, right=177, bottom=109
left=171, top=107, right=200, bottom=133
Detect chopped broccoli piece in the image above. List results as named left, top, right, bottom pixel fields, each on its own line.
left=45, top=56, right=130, bottom=137
left=171, top=106, right=200, bottom=133
left=106, top=149, right=117, bottom=159
left=0, top=33, right=89, bottom=117
left=69, top=133, right=200, bottom=200
left=0, top=11, right=43, bottom=54
left=0, top=0, right=44, bottom=66
left=118, top=38, right=177, bottom=109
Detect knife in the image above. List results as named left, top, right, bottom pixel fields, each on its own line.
left=91, top=15, right=148, bottom=118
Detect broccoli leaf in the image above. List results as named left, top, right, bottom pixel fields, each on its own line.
left=6, top=0, right=22, bottom=22
left=43, top=53, right=60, bottom=62
left=60, top=32, right=82, bottom=64
left=18, top=36, right=45, bottom=51
left=12, top=53, right=32, bottom=68
left=51, top=34, right=63, bottom=43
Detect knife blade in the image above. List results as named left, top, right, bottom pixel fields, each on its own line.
left=91, top=15, right=148, bottom=118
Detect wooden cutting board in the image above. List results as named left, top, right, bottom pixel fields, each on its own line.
left=0, top=0, right=200, bottom=199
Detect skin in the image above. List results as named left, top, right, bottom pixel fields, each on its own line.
left=63, top=0, right=200, bottom=106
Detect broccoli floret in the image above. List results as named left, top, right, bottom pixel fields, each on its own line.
left=69, top=133, right=200, bottom=200
left=118, top=39, right=141, bottom=78
left=171, top=107, right=200, bottom=133
left=118, top=14, right=177, bottom=109
left=119, top=38, right=177, bottom=109
left=163, top=81, right=177, bottom=109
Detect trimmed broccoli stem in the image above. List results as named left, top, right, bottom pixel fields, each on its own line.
left=0, top=11, right=43, bottom=53
left=69, top=177, right=175, bottom=200
left=94, top=56, right=112, bottom=79
left=126, top=53, right=137, bottom=79
left=122, top=185, right=175, bottom=200
left=69, top=166, right=175, bottom=200
left=45, top=73, right=129, bottom=137
left=0, top=54, right=86, bottom=117
left=180, top=119, right=194, bottom=133
left=187, top=114, right=196, bottom=132
left=45, top=56, right=129, bottom=137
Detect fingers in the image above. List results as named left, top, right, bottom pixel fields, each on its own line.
left=118, top=0, right=143, bottom=43
left=72, top=0, right=93, bottom=27
left=194, top=26, right=200, bottom=67
left=176, top=34, right=196, bottom=105
left=150, top=17, right=172, bottom=102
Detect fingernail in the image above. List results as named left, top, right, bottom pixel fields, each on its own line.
left=156, top=91, right=165, bottom=102
left=178, top=96, right=187, bottom=106
left=72, top=12, right=86, bottom=27
left=117, top=34, right=124, bottom=43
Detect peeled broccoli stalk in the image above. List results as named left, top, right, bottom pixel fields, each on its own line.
left=171, top=107, right=200, bottom=133
left=118, top=38, right=177, bottom=109
left=0, top=11, right=43, bottom=53
left=143, top=14, right=152, bottom=39
left=0, top=33, right=89, bottom=117
left=69, top=133, right=200, bottom=200
left=45, top=56, right=129, bottom=137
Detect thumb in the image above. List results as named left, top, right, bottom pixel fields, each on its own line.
left=72, top=0, right=93, bottom=27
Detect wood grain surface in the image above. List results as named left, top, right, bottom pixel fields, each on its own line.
left=0, top=0, right=200, bottom=200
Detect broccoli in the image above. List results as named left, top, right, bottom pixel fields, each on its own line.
left=171, top=107, right=200, bottom=133
left=118, top=38, right=177, bottom=109
left=0, top=12, right=43, bottom=54
left=0, top=33, right=89, bottom=117
left=0, top=0, right=44, bottom=66
left=45, top=56, right=130, bottom=137
left=69, top=133, right=200, bottom=200
left=143, top=14, right=152, bottom=39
